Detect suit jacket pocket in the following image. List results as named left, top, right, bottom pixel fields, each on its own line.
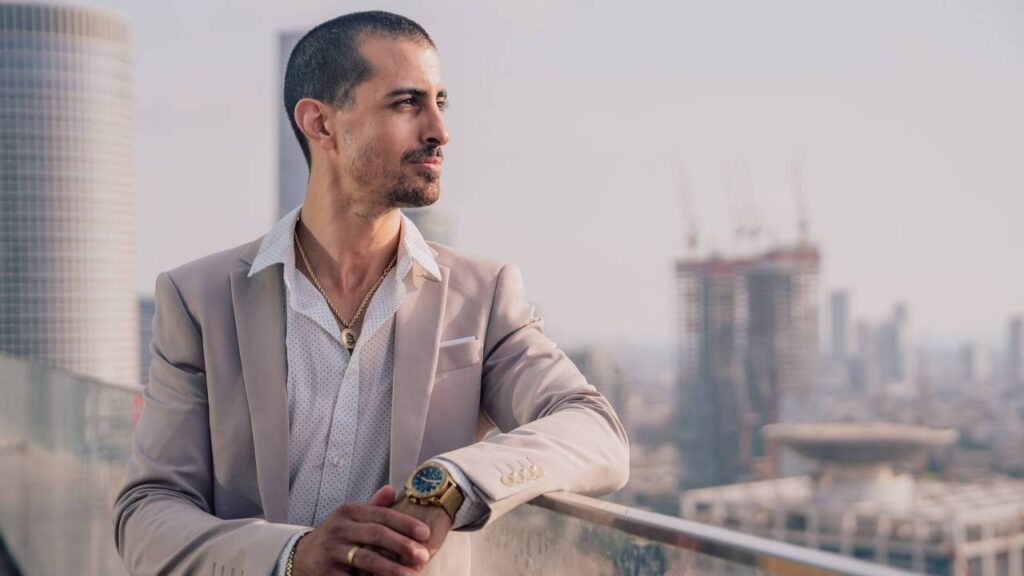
left=435, top=338, right=483, bottom=373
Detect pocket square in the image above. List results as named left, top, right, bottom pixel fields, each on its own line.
left=439, top=335, right=477, bottom=349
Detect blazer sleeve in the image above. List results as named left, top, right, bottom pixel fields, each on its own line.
left=112, top=272, right=304, bottom=575
left=436, top=264, right=630, bottom=527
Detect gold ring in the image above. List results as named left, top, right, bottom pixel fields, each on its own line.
left=346, top=544, right=361, bottom=566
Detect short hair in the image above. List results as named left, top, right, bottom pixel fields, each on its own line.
left=284, top=11, right=435, bottom=168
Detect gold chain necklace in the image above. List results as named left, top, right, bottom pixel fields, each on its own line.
left=293, top=221, right=398, bottom=351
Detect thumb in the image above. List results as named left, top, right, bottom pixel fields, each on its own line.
left=368, top=484, right=396, bottom=507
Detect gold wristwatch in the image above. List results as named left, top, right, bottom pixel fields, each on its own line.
left=405, top=462, right=464, bottom=522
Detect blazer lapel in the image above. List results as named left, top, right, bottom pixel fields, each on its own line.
left=390, top=263, right=448, bottom=489
left=230, top=244, right=289, bottom=523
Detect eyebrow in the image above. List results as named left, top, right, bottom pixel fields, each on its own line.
left=384, top=87, right=448, bottom=100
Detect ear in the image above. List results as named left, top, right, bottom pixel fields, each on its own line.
left=293, top=98, right=336, bottom=155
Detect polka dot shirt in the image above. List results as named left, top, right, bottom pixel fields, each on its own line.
left=248, top=205, right=441, bottom=526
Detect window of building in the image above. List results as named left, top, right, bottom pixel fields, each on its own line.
left=996, top=552, right=1009, bottom=576
left=785, top=512, right=807, bottom=532
left=855, top=516, right=877, bottom=538
left=965, top=523, right=984, bottom=542
left=853, top=547, right=876, bottom=562
left=888, top=551, right=913, bottom=570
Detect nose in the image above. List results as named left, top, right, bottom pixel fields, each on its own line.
left=422, top=103, right=450, bottom=147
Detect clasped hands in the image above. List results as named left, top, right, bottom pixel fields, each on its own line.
left=291, top=485, right=451, bottom=576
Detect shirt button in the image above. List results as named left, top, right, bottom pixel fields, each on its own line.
left=329, top=455, right=343, bottom=467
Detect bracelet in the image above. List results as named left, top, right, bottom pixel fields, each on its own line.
left=285, top=532, right=309, bottom=576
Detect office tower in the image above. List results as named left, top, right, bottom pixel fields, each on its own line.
left=278, top=31, right=306, bottom=219
left=138, top=296, right=155, bottom=386
left=961, top=342, right=993, bottom=385
left=1009, top=316, right=1023, bottom=391
left=876, top=303, right=911, bottom=386
left=829, top=291, right=848, bottom=364
left=676, top=243, right=819, bottom=489
left=0, top=4, right=137, bottom=384
left=568, top=345, right=627, bottom=433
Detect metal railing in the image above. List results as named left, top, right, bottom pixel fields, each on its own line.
left=0, top=354, right=919, bottom=576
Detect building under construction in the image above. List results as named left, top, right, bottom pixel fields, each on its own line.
left=675, top=242, right=820, bottom=489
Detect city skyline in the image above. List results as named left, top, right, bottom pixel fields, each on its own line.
left=59, top=0, right=1024, bottom=350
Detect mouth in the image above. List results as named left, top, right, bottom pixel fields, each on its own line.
left=408, top=157, right=442, bottom=171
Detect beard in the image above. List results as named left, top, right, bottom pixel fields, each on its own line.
left=385, top=169, right=440, bottom=208
left=349, top=141, right=442, bottom=209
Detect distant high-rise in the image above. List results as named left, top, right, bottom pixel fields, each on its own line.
left=138, top=296, right=155, bottom=386
left=961, top=342, right=992, bottom=385
left=675, top=243, right=819, bottom=489
left=278, top=30, right=306, bottom=219
left=876, top=303, right=911, bottom=386
left=829, top=290, right=849, bottom=363
left=568, top=346, right=627, bottom=434
left=0, top=4, right=137, bottom=384
left=1009, top=316, right=1023, bottom=391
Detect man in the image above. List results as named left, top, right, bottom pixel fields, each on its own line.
left=114, top=11, right=628, bottom=576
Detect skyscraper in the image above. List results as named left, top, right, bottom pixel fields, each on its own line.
left=676, top=243, right=819, bottom=489
left=961, top=342, right=993, bottom=385
left=278, top=30, right=306, bottom=219
left=138, top=296, right=155, bottom=385
left=829, top=290, right=849, bottom=364
left=876, top=303, right=912, bottom=387
left=1008, top=316, right=1023, bottom=391
left=0, top=4, right=137, bottom=385
left=568, top=345, right=627, bottom=434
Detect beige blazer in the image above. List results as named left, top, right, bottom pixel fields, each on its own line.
left=113, top=237, right=629, bottom=576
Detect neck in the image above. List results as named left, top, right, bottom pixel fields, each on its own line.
left=298, top=170, right=401, bottom=294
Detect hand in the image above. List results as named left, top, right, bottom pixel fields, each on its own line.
left=389, top=497, right=452, bottom=562
left=291, top=486, right=432, bottom=576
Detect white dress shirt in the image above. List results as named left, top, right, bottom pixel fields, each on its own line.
left=246, top=206, right=487, bottom=575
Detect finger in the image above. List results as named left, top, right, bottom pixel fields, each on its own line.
left=367, top=485, right=396, bottom=507
left=344, top=503, right=431, bottom=542
left=346, top=543, right=421, bottom=576
left=346, top=521, right=430, bottom=567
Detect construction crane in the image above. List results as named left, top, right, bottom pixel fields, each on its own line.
left=679, top=167, right=700, bottom=256
left=792, top=157, right=810, bottom=245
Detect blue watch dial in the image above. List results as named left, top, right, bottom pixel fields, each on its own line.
left=411, top=465, right=446, bottom=494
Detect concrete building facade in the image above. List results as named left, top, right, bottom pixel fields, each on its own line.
left=675, top=244, right=819, bottom=489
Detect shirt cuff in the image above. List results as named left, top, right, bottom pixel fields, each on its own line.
left=432, top=458, right=491, bottom=530
left=273, top=530, right=311, bottom=576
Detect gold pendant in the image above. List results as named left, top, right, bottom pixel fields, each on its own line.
left=341, top=328, right=358, bottom=351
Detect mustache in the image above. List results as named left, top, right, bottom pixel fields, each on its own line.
left=403, top=146, right=443, bottom=163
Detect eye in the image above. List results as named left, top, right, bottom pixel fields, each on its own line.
left=437, top=100, right=449, bottom=112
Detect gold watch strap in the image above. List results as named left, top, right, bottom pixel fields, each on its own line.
left=437, top=482, right=464, bottom=521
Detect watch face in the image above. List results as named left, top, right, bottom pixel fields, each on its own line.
left=411, top=465, right=446, bottom=496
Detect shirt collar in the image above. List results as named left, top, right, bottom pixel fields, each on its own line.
left=247, top=204, right=441, bottom=282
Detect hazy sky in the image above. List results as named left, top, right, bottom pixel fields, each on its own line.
left=67, top=0, right=1024, bottom=348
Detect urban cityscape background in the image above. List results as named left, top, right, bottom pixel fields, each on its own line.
left=2, top=1, right=1023, bottom=575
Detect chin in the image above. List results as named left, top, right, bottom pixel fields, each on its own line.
left=387, top=183, right=440, bottom=208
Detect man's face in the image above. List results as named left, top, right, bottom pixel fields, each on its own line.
left=328, top=36, right=449, bottom=210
